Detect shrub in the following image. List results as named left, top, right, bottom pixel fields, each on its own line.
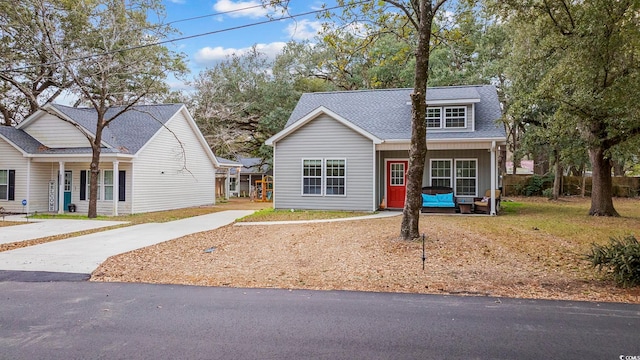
left=586, top=235, right=640, bottom=287
left=523, top=173, right=554, bottom=196
left=542, top=188, right=554, bottom=199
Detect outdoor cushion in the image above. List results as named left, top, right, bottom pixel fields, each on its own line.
left=436, top=193, right=453, bottom=203
left=422, top=192, right=455, bottom=207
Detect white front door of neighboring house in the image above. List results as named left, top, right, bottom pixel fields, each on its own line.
left=386, top=160, right=408, bottom=209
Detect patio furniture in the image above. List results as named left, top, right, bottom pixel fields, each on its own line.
left=473, top=189, right=501, bottom=214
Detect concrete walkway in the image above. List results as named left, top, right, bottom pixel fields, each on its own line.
left=0, top=210, right=253, bottom=275
left=0, top=215, right=128, bottom=245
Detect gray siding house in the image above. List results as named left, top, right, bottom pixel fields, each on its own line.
left=265, top=85, right=507, bottom=214
left=0, top=103, right=220, bottom=216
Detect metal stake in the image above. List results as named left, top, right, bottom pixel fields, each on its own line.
left=422, top=233, right=426, bottom=271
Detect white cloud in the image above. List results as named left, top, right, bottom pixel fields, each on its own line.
left=213, top=0, right=269, bottom=19
left=285, top=19, right=323, bottom=41
left=194, top=42, right=287, bottom=66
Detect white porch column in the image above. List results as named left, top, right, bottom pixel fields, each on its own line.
left=490, top=141, right=497, bottom=215
left=58, top=161, right=65, bottom=214
left=26, top=158, right=31, bottom=214
left=224, top=168, right=231, bottom=200
left=113, top=160, right=119, bottom=216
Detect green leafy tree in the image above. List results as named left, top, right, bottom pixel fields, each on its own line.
left=0, top=0, right=71, bottom=125
left=189, top=43, right=331, bottom=162
left=497, top=0, right=640, bottom=216
left=38, top=0, right=186, bottom=218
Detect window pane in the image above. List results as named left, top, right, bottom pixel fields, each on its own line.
left=426, top=107, right=441, bottom=128
left=445, top=107, right=466, bottom=128
left=430, top=160, right=451, bottom=188
left=455, top=160, right=477, bottom=196
left=391, top=163, right=405, bottom=186
left=302, top=160, right=322, bottom=195
left=0, top=170, right=6, bottom=200
left=325, top=159, right=346, bottom=196
left=104, top=170, right=114, bottom=201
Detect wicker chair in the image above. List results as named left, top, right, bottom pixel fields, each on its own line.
left=473, top=189, right=501, bottom=214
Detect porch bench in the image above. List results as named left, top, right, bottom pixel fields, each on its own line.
left=421, top=186, right=456, bottom=213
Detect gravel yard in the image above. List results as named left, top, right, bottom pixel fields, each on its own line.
left=92, top=198, right=640, bottom=303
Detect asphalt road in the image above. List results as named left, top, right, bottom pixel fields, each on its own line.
left=0, top=281, right=638, bottom=360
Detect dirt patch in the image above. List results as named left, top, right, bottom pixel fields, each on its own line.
left=92, top=213, right=640, bottom=304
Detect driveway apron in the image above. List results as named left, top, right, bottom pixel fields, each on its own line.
left=0, top=210, right=253, bottom=275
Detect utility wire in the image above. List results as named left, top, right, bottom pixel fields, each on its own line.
left=3, top=1, right=365, bottom=73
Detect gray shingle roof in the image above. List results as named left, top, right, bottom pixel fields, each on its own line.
left=2, top=104, right=183, bottom=155
left=285, top=85, right=505, bottom=140
left=52, top=103, right=184, bottom=154
left=0, top=125, right=44, bottom=153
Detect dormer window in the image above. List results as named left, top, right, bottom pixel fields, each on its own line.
left=426, top=106, right=467, bottom=129
left=426, top=108, right=441, bottom=128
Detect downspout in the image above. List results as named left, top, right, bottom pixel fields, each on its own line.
left=490, top=141, right=496, bottom=215
left=372, top=143, right=376, bottom=211
left=58, top=161, right=65, bottom=214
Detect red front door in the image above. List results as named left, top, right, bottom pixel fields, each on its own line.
left=386, top=160, right=408, bottom=208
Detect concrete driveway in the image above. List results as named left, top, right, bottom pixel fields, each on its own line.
left=0, top=210, right=253, bottom=275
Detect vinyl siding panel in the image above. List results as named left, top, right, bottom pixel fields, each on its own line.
left=23, top=113, right=91, bottom=148
left=274, top=115, right=374, bottom=211
left=133, top=111, right=216, bottom=213
left=0, top=140, right=29, bottom=212
left=29, top=163, right=56, bottom=213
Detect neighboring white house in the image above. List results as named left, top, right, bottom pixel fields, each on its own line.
left=265, top=85, right=507, bottom=213
left=0, top=103, right=220, bottom=216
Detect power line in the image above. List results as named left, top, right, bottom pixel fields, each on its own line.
left=3, top=1, right=364, bottom=73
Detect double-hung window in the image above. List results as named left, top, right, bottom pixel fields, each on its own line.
left=302, top=159, right=346, bottom=196
left=325, top=160, right=346, bottom=195
left=82, top=170, right=114, bottom=201
left=302, top=159, right=323, bottom=195
left=0, top=170, right=8, bottom=200
left=426, top=106, right=467, bottom=129
left=445, top=107, right=466, bottom=128
left=426, top=107, right=441, bottom=128
left=455, top=159, right=477, bottom=196
left=430, top=160, right=452, bottom=188
left=103, top=170, right=114, bottom=201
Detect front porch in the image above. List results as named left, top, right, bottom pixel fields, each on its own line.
left=376, top=140, right=504, bottom=215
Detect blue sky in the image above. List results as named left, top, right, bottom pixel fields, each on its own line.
left=161, top=0, right=335, bottom=88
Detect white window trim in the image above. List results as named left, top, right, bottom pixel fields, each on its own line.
left=103, top=170, right=114, bottom=201
left=300, top=158, right=348, bottom=197
left=444, top=106, right=467, bottom=129
left=429, top=159, right=453, bottom=188
left=454, top=158, right=478, bottom=197
left=301, top=159, right=323, bottom=197
left=426, top=107, right=442, bottom=129
left=85, top=170, right=116, bottom=201
left=325, top=158, right=347, bottom=197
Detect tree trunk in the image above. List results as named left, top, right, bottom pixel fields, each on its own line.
left=552, top=153, right=562, bottom=200
left=612, top=160, right=625, bottom=177
left=400, top=1, right=433, bottom=240
left=88, top=117, right=105, bottom=219
left=588, top=147, right=619, bottom=216
left=88, top=147, right=101, bottom=219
